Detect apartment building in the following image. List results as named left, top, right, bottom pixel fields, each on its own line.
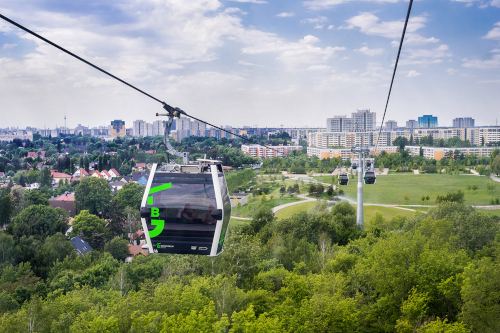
left=241, top=144, right=302, bottom=158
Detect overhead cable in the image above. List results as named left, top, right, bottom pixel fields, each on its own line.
left=374, top=0, right=413, bottom=150
left=0, top=13, right=309, bottom=162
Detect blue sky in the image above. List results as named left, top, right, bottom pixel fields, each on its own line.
left=1, top=0, right=499, bottom=129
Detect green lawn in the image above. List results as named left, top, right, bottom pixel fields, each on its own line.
left=232, top=195, right=303, bottom=218
left=275, top=201, right=318, bottom=220
left=350, top=205, right=419, bottom=229
left=312, top=176, right=337, bottom=184
left=338, top=174, right=500, bottom=206
left=476, top=208, right=500, bottom=217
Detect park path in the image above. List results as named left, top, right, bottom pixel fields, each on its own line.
left=271, top=193, right=317, bottom=213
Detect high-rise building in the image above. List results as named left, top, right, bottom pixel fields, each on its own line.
left=406, top=120, right=418, bottom=129
left=191, top=120, right=206, bottom=132
left=384, top=120, right=398, bottom=130
left=326, top=116, right=353, bottom=132
left=110, top=120, right=126, bottom=138
left=152, top=120, right=165, bottom=136
left=133, top=120, right=146, bottom=137
left=351, top=109, right=376, bottom=132
left=175, top=118, right=191, bottom=131
left=145, top=123, right=154, bottom=137
left=453, top=117, right=475, bottom=128
left=418, top=115, right=438, bottom=128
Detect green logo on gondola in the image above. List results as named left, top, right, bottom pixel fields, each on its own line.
left=147, top=182, right=172, bottom=238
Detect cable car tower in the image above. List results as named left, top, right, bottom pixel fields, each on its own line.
left=351, top=146, right=371, bottom=232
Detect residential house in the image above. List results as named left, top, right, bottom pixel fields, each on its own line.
left=70, top=236, right=93, bottom=255
left=120, top=176, right=132, bottom=183
left=125, top=243, right=148, bottom=263
left=50, top=192, right=76, bottom=216
left=0, top=172, right=4, bottom=178
left=90, top=170, right=104, bottom=178
left=135, top=163, right=146, bottom=171
left=50, top=171, right=72, bottom=184
left=73, top=168, right=89, bottom=179
left=130, top=230, right=146, bottom=246
left=27, top=151, right=38, bottom=159
left=109, top=168, right=120, bottom=178
left=109, top=181, right=126, bottom=191
left=101, top=170, right=112, bottom=181
left=132, top=171, right=150, bottom=185
left=36, top=163, right=45, bottom=170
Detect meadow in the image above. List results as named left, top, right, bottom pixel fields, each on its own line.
left=315, top=174, right=500, bottom=206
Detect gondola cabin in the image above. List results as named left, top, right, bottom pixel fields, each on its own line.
left=364, top=170, right=376, bottom=184
left=140, top=161, right=231, bottom=256
left=338, top=173, right=349, bottom=186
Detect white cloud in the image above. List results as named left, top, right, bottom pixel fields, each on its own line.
left=276, top=12, right=295, bottom=17
left=491, top=49, right=500, bottom=53
left=327, top=25, right=335, bottom=29
left=227, top=0, right=267, bottom=3
left=405, top=45, right=452, bottom=59
left=2, top=43, right=18, bottom=49
left=300, top=35, right=321, bottom=44
left=446, top=68, right=458, bottom=75
left=391, top=35, right=440, bottom=46
left=462, top=54, right=500, bottom=69
left=238, top=60, right=260, bottom=66
left=307, top=65, right=333, bottom=70
left=343, top=13, right=427, bottom=39
left=449, top=0, right=479, bottom=2
left=491, top=0, right=500, bottom=8
left=483, top=22, right=500, bottom=40
left=303, top=0, right=398, bottom=10
left=355, top=46, right=384, bottom=56
left=477, top=79, right=500, bottom=83
left=407, top=70, right=421, bottom=77
left=301, top=17, right=328, bottom=24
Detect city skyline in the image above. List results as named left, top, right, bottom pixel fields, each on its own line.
left=1, top=0, right=500, bottom=128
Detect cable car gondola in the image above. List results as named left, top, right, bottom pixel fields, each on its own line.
left=364, top=170, right=376, bottom=184
left=338, top=172, right=349, bottom=186
left=139, top=107, right=231, bottom=256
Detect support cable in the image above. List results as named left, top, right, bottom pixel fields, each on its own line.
left=0, top=13, right=309, bottom=162
left=374, top=0, right=413, bottom=150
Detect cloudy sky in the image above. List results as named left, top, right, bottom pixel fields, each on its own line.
left=1, top=0, right=499, bottom=130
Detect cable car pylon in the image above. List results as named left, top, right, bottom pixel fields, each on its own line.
left=351, top=146, right=370, bottom=232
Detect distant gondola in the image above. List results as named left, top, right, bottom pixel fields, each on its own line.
left=364, top=170, right=376, bottom=184
left=338, top=172, right=349, bottom=186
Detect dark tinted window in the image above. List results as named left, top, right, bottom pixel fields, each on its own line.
left=217, top=173, right=231, bottom=254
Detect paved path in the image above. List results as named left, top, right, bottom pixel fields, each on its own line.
left=470, top=169, right=480, bottom=175
left=413, top=169, right=419, bottom=175
left=491, top=175, right=500, bottom=183
left=271, top=194, right=316, bottom=213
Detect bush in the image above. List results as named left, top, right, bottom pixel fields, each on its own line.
left=435, top=190, right=464, bottom=204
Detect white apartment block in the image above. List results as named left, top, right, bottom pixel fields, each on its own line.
left=406, top=120, right=418, bottom=129
left=152, top=120, right=165, bottom=136
left=384, top=120, right=398, bottom=130
left=241, top=144, right=302, bottom=158
left=326, top=116, right=353, bottom=132
left=191, top=120, right=207, bottom=132
left=352, top=109, right=376, bottom=132
left=326, top=109, right=376, bottom=132
left=133, top=120, right=146, bottom=137
left=453, top=117, right=475, bottom=128
left=466, top=127, right=500, bottom=146
left=176, top=118, right=191, bottom=131
left=406, top=146, right=497, bottom=160
left=307, top=146, right=398, bottom=161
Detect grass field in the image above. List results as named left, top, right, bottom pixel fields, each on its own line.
left=274, top=201, right=318, bottom=220
left=336, top=174, right=500, bottom=206
left=232, top=195, right=303, bottom=218
left=274, top=199, right=419, bottom=227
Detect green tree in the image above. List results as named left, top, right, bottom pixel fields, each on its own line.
left=70, top=210, right=107, bottom=243
left=461, top=258, right=500, bottom=332
left=105, top=237, right=130, bottom=262
left=38, top=167, right=53, bottom=188
left=0, top=194, right=13, bottom=228
left=492, top=155, right=500, bottom=176
left=114, top=182, right=144, bottom=210
left=24, top=190, right=49, bottom=206
left=7, top=205, right=69, bottom=240
left=75, top=177, right=112, bottom=214
left=118, top=163, right=132, bottom=176
left=0, top=233, right=15, bottom=264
